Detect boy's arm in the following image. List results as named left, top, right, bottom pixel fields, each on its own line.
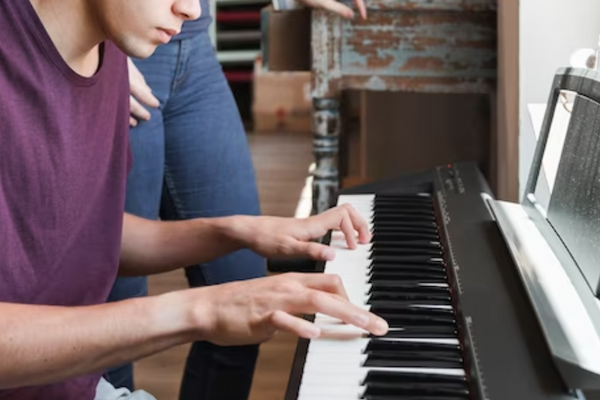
left=118, top=203, right=371, bottom=277
left=0, top=291, right=195, bottom=390
left=0, top=272, right=387, bottom=390
left=119, top=212, right=243, bottom=276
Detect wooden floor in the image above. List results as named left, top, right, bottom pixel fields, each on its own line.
left=134, top=132, right=314, bottom=400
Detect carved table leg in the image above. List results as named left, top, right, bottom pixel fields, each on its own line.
left=312, top=97, right=340, bottom=214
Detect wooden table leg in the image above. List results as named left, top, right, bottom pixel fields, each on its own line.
left=312, top=97, right=340, bottom=214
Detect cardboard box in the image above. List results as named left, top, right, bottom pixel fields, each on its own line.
left=252, top=58, right=311, bottom=133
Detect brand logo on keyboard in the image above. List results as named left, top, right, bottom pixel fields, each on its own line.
left=437, top=191, right=464, bottom=295
left=437, top=191, right=451, bottom=226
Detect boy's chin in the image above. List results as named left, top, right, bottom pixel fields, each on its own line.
left=115, top=37, right=160, bottom=60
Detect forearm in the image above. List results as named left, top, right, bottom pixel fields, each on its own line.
left=119, top=213, right=246, bottom=276
left=0, top=292, right=195, bottom=390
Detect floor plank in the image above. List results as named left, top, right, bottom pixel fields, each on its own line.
left=134, top=132, right=313, bottom=400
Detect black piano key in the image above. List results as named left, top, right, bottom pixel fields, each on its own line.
left=375, top=312, right=456, bottom=327
left=364, top=340, right=463, bottom=365
left=363, top=383, right=469, bottom=399
left=363, top=396, right=469, bottom=400
left=373, top=199, right=433, bottom=209
left=365, top=338, right=461, bottom=353
left=369, top=304, right=454, bottom=317
left=363, top=391, right=470, bottom=399
left=367, top=297, right=453, bottom=307
left=372, top=232, right=440, bottom=242
left=369, top=278, right=448, bottom=287
left=367, top=301, right=455, bottom=312
left=373, top=220, right=438, bottom=230
left=368, top=263, right=446, bottom=273
left=374, top=193, right=432, bottom=200
left=374, top=195, right=432, bottom=204
left=368, top=271, right=447, bottom=283
left=370, top=255, right=445, bottom=264
left=373, top=216, right=436, bottom=225
left=368, top=267, right=447, bottom=279
left=370, top=247, right=444, bottom=258
left=362, top=370, right=467, bottom=386
left=362, top=370, right=469, bottom=400
left=364, top=343, right=463, bottom=368
left=363, top=390, right=469, bottom=400
left=369, top=281, right=448, bottom=292
left=370, top=239, right=442, bottom=251
left=373, top=207, right=434, bottom=216
left=371, top=240, right=442, bottom=248
left=368, top=288, right=452, bottom=301
left=368, top=289, right=452, bottom=303
left=367, top=280, right=450, bottom=288
left=373, top=201, right=433, bottom=209
left=363, top=354, right=464, bottom=369
left=371, top=209, right=435, bottom=219
left=372, top=325, right=458, bottom=338
left=372, top=212, right=436, bottom=221
left=372, top=225, right=438, bottom=233
left=372, top=206, right=434, bottom=215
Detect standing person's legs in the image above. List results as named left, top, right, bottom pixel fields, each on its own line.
left=106, top=42, right=180, bottom=391
left=158, top=32, right=265, bottom=400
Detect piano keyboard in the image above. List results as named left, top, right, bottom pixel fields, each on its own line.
left=287, top=162, right=580, bottom=400
left=298, top=193, right=471, bottom=400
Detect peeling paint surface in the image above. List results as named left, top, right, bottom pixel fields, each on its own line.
left=338, top=0, right=496, bottom=11
left=341, top=11, right=497, bottom=79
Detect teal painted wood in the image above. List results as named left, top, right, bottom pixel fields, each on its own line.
left=341, top=11, right=497, bottom=79
left=339, top=0, right=496, bottom=11
left=309, top=1, right=498, bottom=214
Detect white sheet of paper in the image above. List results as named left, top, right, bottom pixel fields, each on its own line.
left=527, top=101, right=571, bottom=193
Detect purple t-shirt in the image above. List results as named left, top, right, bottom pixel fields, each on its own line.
left=0, top=1, right=130, bottom=399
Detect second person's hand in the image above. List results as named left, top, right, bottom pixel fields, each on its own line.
left=127, top=57, right=160, bottom=126
left=298, top=0, right=367, bottom=20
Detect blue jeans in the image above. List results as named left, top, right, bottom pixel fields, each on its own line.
left=107, top=31, right=266, bottom=400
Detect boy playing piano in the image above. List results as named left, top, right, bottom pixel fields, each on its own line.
left=0, top=0, right=387, bottom=399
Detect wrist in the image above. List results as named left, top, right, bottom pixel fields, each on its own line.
left=211, top=215, right=256, bottom=250
left=157, top=288, right=221, bottom=342
left=150, top=291, right=200, bottom=343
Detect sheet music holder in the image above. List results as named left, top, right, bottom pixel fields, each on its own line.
left=489, top=67, right=600, bottom=390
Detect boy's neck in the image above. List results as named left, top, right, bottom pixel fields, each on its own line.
left=29, top=0, right=105, bottom=77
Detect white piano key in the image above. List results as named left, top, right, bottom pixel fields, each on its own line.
left=306, top=337, right=460, bottom=353
left=300, top=366, right=465, bottom=380
left=299, top=369, right=465, bottom=387
left=313, top=323, right=369, bottom=337
left=303, top=352, right=368, bottom=365
left=298, top=385, right=364, bottom=398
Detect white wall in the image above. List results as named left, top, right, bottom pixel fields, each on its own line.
left=519, top=0, right=600, bottom=195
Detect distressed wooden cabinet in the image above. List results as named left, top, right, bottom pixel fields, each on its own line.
left=310, top=0, right=498, bottom=214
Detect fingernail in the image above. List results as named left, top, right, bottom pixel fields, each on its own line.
left=306, top=325, right=321, bottom=338
left=355, top=313, right=370, bottom=328
left=322, top=248, right=335, bottom=261
left=376, top=318, right=389, bottom=335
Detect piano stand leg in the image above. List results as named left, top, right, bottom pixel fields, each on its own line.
left=312, top=97, right=340, bottom=215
